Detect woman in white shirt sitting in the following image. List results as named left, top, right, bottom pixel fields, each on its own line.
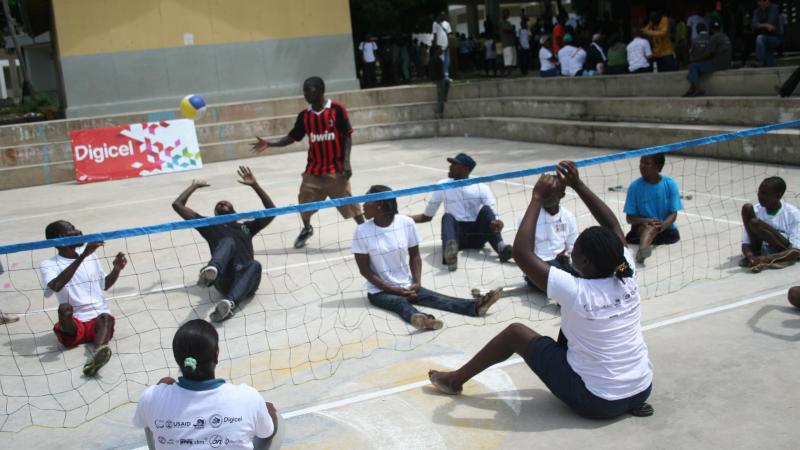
left=353, top=185, right=503, bottom=331
left=134, top=319, right=282, bottom=449
left=429, top=161, right=654, bottom=419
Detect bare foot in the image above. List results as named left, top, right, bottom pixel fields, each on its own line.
left=428, top=369, right=463, bottom=395
left=477, top=288, right=503, bottom=316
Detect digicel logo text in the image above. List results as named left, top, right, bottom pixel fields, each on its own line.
left=74, top=141, right=135, bottom=163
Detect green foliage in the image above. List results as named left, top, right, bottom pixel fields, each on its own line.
left=15, top=92, right=58, bottom=115
left=350, top=0, right=448, bottom=37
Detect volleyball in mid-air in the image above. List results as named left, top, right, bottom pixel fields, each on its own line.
left=179, top=94, right=207, bottom=120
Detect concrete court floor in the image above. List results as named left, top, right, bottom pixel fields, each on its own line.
left=0, top=137, right=798, bottom=449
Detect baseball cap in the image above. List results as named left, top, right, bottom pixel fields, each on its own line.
left=446, top=153, right=476, bottom=170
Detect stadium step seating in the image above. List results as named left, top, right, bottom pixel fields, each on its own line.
left=0, top=66, right=797, bottom=190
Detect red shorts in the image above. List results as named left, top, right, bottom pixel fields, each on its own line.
left=53, top=315, right=115, bottom=348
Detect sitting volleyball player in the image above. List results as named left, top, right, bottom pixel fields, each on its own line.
left=39, top=221, right=127, bottom=376
left=429, top=162, right=654, bottom=419
left=173, top=167, right=276, bottom=322
left=517, top=179, right=578, bottom=288
left=353, top=185, right=503, bottom=331
left=740, top=176, right=800, bottom=272
left=624, top=153, right=683, bottom=263
left=411, top=153, right=513, bottom=271
left=134, top=319, right=281, bottom=450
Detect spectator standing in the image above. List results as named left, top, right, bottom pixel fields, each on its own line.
left=485, top=34, right=498, bottom=77
left=642, top=11, right=677, bottom=71
left=684, top=21, right=731, bottom=97
left=518, top=20, right=532, bottom=75
left=627, top=29, right=653, bottom=73
left=358, top=34, right=378, bottom=88
left=674, top=18, right=689, bottom=67
left=553, top=14, right=566, bottom=54
left=687, top=8, right=708, bottom=43
left=499, top=9, right=517, bottom=76
left=433, top=12, right=453, bottom=77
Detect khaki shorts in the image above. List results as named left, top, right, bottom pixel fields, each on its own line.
left=298, top=173, right=362, bottom=219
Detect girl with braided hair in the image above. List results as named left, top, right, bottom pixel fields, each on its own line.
left=429, top=161, right=654, bottom=419
left=134, top=320, right=282, bottom=449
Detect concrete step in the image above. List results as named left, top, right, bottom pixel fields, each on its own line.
left=442, top=117, right=800, bottom=165
left=4, top=116, right=797, bottom=190
left=1, top=65, right=794, bottom=148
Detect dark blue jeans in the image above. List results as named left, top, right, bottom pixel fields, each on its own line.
left=441, top=205, right=504, bottom=262
left=208, top=237, right=262, bottom=305
left=756, top=34, right=782, bottom=67
left=540, top=68, right=558, bottom=77
left=367, top=287, right=478, bottom=323
left=687, top=60, right=716, bottom=83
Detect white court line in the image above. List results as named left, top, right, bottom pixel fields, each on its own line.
left=130, top=286, right=788, bottom=450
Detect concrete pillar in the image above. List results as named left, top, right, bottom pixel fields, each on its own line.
left=466, top=3, right=479, bottom=37
left=7, top=51, right=21, bottom=101
left=485, top=0, right=500, bottom=32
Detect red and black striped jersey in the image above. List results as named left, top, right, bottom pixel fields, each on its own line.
left=288, top=99, right=353, bottom=176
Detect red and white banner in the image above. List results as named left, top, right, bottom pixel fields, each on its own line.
left=70, top=119, right=203, bottom=183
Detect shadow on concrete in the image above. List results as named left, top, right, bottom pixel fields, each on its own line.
left=747, top=304, right=800, bottom=341
left=425, top=386, right=626, bottom=432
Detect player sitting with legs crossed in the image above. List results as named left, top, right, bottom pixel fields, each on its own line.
left=353, top=185, right=503, bottom=331
left=39, top=220, right=127, bottom=376
left=428, top=161, right=654, bottom=419
left=740, top=176, right=800, bottom=272
left=623, top=153, right=683, bottom=264
left=173, top=167, right=276, bottom=322
left=411, top=153, right=512, bottom=271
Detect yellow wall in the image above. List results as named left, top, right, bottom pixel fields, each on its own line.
left=53, top=0, right=353, bottom=57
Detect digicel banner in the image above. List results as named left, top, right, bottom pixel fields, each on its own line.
left=70, top=119, right=203, bottom=183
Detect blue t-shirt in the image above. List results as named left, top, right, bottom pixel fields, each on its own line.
left=623, top=176, right=683, bottom=230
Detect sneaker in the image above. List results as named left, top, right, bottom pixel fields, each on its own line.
left=210, top=299, right=235, bottom=322
left=0, top=311, right=19, bottom=325
left=444, top=240, right=459, bottom=271
left=410, top=313, right=443, bottom=331
left=477, top=288, right=503, bottom=316
left=83, top=345, right=112, bottom=377
left=197, top=265, right=218, bottom=287
left=294, top=225, right=314, bottom=249
left=498, top=245, right=513, bottom=263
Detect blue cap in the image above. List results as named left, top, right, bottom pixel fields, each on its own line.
left=447, top=153, right=476, bottom=171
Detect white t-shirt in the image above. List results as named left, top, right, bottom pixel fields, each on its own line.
left=352, top=215, right=419, bottom=294
left=424, top=179, right=498, bottom=222
left=558, top=45, right=587, bottom=76
left=687, top=14, right=708, bottom=41
left=432, top=20, right=451, bottom=49
left=39, top=250, right=110, bottom=321
left=133, top=381, right=274, bottom=450
left=358, top=41, right=378, bottom=63
left=627, top=37, right=652, bottom=72
left=517, top=207, right=578, bottom=261
left=539, top=47, right=556, bottom=71
left=742, top=201, right=800, bottom=249
left=518, top=28, right=530, bottom=49
left=547, top=247, right=653, bottom=401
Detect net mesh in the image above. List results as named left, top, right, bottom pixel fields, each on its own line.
left=0, top=125, right=798, bottom=431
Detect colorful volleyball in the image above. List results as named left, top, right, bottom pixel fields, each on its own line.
left=179, top=94, right=207, bottom=120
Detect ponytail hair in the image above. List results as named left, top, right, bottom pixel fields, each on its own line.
left=574, top=226, right=633, bottom=281
left=366, top=185, right=398, bottom=218
left=172, top=319, right=219, bottom=380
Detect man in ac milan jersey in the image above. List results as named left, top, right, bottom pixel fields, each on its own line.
left=252, top=76, right=365, bottom=249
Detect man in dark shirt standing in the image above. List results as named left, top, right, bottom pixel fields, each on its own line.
left=251, top=76, right=364, bottom=249
left=683, top=21, right=731, bottom=97
left=173, top=166, right=276, bottom=322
